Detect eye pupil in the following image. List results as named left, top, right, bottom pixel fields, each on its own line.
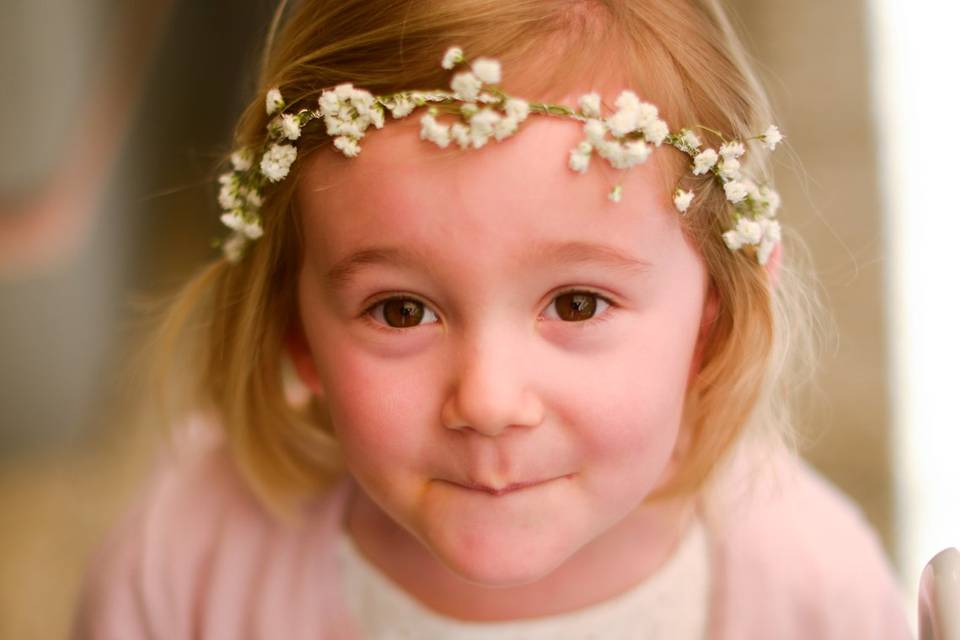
left=556, top=292, right=597, bottom=321
left=383, top=299, right=424, bottom=327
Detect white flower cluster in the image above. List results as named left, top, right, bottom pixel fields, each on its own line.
left=260, top=143, right=297, bottom=182
left=567, top=90, right=668, bottom=201
left=217, top=149, right=267, bottom=262
left=410, top=55, right=531, bottom=151
left=318, top=83, right=387, bottom=158
left=216, top=47, right=787, bottom=266
left=722, top=216, right=781, bottom=266
left=666, top=124, right=784, bottom=265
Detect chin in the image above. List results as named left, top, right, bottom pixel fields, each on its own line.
left=420, top=516, right=578, bottom=588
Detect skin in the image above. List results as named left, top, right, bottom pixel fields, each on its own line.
left=287, top=99, right=727, bottom=621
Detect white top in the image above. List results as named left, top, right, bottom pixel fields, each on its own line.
left=336, top=517, right=711, bottom=640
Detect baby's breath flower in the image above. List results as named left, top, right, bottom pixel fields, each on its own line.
left=762, top=217, right=781, bottom=241
left=419, top=113, right=451, bottom=148
left=722, top=229, right=741, bottom=251
left=220, top=211, right=245, bottom=231
left=493, top=116, right=519, bottom=141
left=762, top=125, right=783, bottom=151
left=680, top=129, right=702, bottom=151
left=674, top=189, right=695, bottom=213
left=469, top=131, right=489, bottom=149
left=719, top=141, right=745, bottom=161
left=609, top=184, right=623, bottom=203
left=333, top=135, right=361, bottom=157
left=318, top=91, right=340, bottom=116
left=243, top=220, right=264, bottom=240
left=471, top=58, right=501, bottom=84
left=719, top=157, right=741, bottom=181
left=568, top=142, right=592, bottom=174
left=504, top=98, right=530, bottom=123
left=614, top=90, right=641, bottom=113
left=230, top=149, right=253, bottom=171
left=760, top=185, right=781, bottom=216
left=588, top=139, right=612, bottom=163
left=369, top=106, right=385, bottom=129
left=623, top=140, right=652, bottom=166
left=451, top=122, right=471, bottom=149
left=260, top=143, right=297, bottom=181
left=738, top=218, right=763, bottom=244
left=756, top=219, right=782, bottom=265
left=441, top=46, right=463, bottom=70
left=323, top=116, right=350, bottom=138
left=606, top=108, right=638, bottom=138
left=349, top=88, right=376, bottom=114
left=643, top=119, right=669, bottom=146
left=280, top=113, right=302, bottom=141
left=722, top=217, right=762, bottom=251
left=602, top=141, right=630, bottom=169
left=451, top=72, right=483, bottom=102
left=334, top=83, right=355, bottom=101
left=723, top=180, right=749, bottom=204
left=578, top=93, right=602, bottom=118
left=634, top=103, right=660, bottom=129
left=222, top=233, right=246, bottom=263
left=218, top=175, right=241, bottom=211
left=265, top=88, right=284, bottom=115
left=386, top=95, right=416, bottom=118
left=692, top=148, right=719, bottom=175
left=583, top=119, right=607, bottom=146
left=246, top=189, right=263, bottom=209
left=469, top=108, right=501, bottom=139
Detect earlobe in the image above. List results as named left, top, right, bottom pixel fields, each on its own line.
left=285, top=320, right=325, bottom=399
left=765, top=241, right=783, bottom=290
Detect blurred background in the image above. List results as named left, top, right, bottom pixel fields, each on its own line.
left=0, top=0, right=956, bottom=637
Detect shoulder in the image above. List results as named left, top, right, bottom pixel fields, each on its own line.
left=702, top=439, right=913, bottom=640
left=72, top=415, right=356, bottom=640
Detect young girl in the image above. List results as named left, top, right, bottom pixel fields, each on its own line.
left=74, top=0, right=914, bottom=638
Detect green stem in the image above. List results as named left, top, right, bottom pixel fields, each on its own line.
left=695, top=125, right=727, bottom=143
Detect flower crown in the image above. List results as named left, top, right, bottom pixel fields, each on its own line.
left=217, top=46, right=784, bottom=265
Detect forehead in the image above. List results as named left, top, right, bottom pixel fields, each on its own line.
left=296, top=110, right=682, bottom=269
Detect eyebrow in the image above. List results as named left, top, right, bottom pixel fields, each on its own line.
left=324, top=240, right=653, bottom=291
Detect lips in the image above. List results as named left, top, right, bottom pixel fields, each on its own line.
left=450, top=474, right=572, bottom=496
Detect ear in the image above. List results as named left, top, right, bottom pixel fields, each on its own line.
left=285, top=317, right=325, bottom=399
left=765, top=241, right=783, bottom=290
left=687, top=283, right=720, bottom=388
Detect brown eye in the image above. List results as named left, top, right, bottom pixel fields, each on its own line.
left=550, top=290, right=611, bottom=322
left=369, top=297, right=439, bottom=329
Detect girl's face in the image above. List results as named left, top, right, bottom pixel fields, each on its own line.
left=292, top=110, right=716, bottom=586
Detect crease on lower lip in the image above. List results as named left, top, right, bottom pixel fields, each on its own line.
left=476, top=482, right=537, bottom=495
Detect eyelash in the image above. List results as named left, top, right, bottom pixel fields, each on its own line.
left=360, top=288, right=617, bottom=334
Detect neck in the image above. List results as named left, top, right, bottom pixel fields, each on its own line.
left=344, top=482, right=698, bottom=622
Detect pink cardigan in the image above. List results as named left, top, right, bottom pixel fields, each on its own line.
left=72, top=425, right=914, bottom=639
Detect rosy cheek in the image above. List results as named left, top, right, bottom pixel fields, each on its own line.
left=323, top=354, right=432, bottom=464
left=568, top=365, right=683, bottom=459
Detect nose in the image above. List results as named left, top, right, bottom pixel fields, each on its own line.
left=440, top=329, right=545, bottom=437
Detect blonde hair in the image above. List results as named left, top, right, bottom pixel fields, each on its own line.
left=150, top=0, right=825, bottom=517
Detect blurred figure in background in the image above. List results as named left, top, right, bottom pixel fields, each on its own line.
left=0, top=2, right=273, bottom=636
